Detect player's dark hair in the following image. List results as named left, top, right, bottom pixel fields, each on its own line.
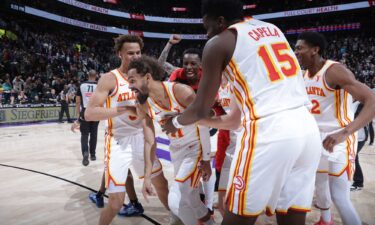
left=297, top=31, right=327, bottom=55
left=128, top=55, right=164, bottom=81
left=182, top=48, right=202, bottom=59
left=201, top=0, right=244, bottom=21
left=114, top=35, right=144, bottom=53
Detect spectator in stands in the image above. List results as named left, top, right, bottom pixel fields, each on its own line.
left=58, top=84, right=73, bottom=123
left=12, top=75, right=24, bottom=94
left=46, top=88, right=58, bottom=104
left=2, top=78, right=13, bottom=104
left=0, top=79, right=3, bottom=105
left=17, top=91, right=28, bottom=104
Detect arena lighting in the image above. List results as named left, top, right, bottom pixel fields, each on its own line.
left=172, top=7, right=188, bottom=12
left=57, top=0, right=371, bottom=23
left=243, top=4, right=257, bottom=9
left=286, top=23, right=361, bottom=34
left=103, top=0, right=118, bottom=4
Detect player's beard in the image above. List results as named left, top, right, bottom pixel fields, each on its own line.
left=137, top=92, right=148, bottom=104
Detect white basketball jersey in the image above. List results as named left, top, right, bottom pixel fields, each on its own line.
left=218, top=82, right=232, bottom=114
left=224, top=19, right=309, bottom=122
left=105, top=69, right=143, bottom=138
left=147, top=82, right=200, bottom=146
left=304, top=60, right=354, bottom=132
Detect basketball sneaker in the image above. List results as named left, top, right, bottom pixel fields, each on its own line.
left=350, top=185, right=363, bottom=191
left=314, top=216, right=334, bottom=225
left=89, top=192, right=104, bottom=208
left=118, top=202, right=144, bottom=217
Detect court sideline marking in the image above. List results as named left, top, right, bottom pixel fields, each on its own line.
left=0, top=163, right=161, bottom=225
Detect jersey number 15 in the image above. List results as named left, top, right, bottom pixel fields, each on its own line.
left=258, top=42, right=299, bottom=82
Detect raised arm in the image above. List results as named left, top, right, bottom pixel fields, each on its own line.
left=162, top=30, right=236, bottom=134
left=84, top=73, right=135, bottom=121
left=158, top=34, right=181, bottom=75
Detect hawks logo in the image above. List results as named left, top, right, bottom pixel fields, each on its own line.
left=233, top=175, right=245, bottom=191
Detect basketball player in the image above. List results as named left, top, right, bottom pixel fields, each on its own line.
left=73, top=69, right=99, bottom=166
left=215, top=74, right=237, bottom=216
left=159, top=35, right=217, bottom=212
left=84, top=35, right=170, bottom=225
left=126, top=56, right=215, bottom=225
left=295, top=31, right=375, bottom=225
left=158, top=35, right=201, bottom=89
left=162, top=0, right=322, bottom=225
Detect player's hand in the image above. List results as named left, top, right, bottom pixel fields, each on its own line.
left=169, top=34, right=182, bottom=45
left=142, top=177, right=155, bottom=203
left=161, top=116, right=178, bottom=135
left=322, top=129, right=349, bottom=152
left=199, top=160, right=212, bottom=181
left=70, top=121, right=80, bottom=133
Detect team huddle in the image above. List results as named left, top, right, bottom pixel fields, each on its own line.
left=78, top=0, right=375, bottom=225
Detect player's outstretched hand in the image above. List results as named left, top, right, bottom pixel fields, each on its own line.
left=199, top=160, right=212, bottom=182
left=142, top=177, right=155, bottom=203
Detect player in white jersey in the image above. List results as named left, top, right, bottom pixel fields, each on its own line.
left=84, top=35, right=172, bottom=225
left=126, top=56, right=215, bottom=225
left=215, top=74, right=237, bottom=216
left=295, top=31, right=375, bottom=225
left=162, top=1, right=322, bottom=225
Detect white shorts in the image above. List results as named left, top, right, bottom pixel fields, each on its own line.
left=318, top=131, right=357, bottom=180
left=226, top=107, right=321, bottom=216
left=218, top=154, right=233, bottom=192
left=104, top=132, right=162, bottom=193
left=170, top=139, right=202, bottom=188
left=218, top=131, right=237, bottom=191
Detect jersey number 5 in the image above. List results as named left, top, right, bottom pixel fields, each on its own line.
left=258, top=42, right=299, bottom=82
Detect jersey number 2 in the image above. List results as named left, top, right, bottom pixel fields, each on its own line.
left=258, top=42, right=298, bottom=82
left=310, top=100, right=321, bottom=114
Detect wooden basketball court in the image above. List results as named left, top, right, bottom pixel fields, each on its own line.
left=1, top=122, right=374, bottom=225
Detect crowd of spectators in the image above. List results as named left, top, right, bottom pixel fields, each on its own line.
left=327, top=35, right=375, bottom=86
left=0, top=16, right=203, bottom=106
left=0, top=8, right=373, bottom=107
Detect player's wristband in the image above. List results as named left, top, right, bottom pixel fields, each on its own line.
left=172, top=116, right=184, bottom=129
left=202, top=153, right=211, bottom=161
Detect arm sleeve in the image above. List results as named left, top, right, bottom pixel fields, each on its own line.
left=198, top=125, right=212, bottom=161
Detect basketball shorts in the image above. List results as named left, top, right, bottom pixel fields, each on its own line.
left=170, top=139, right=202, bottom=188
left=226, top=106, right=321, bottom=216
left=317, top=130, right=357, bottom=180
left=218, top=131, right=237, bottom=192
left=104, top=132, right=162, bottom=193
